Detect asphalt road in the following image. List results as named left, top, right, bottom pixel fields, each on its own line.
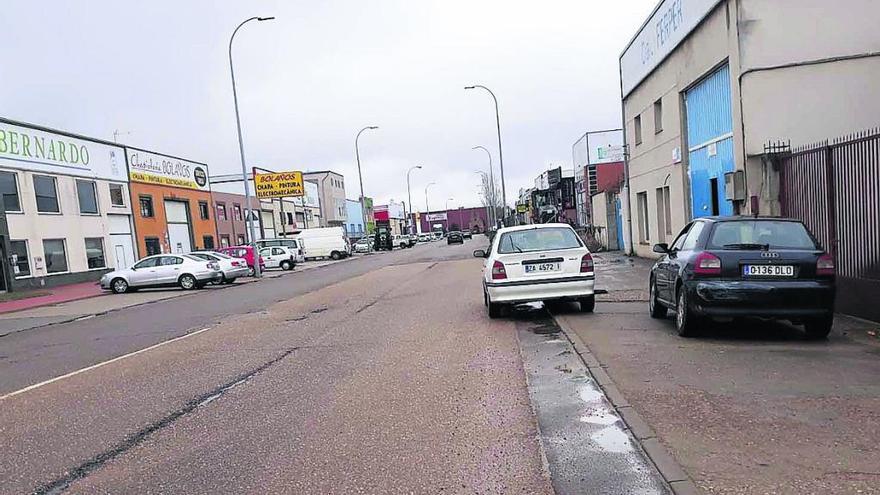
left=0, top=239, right=557, bottom=494
left=0, top=242, right=485, bottom=396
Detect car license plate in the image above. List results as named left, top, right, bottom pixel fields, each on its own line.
left=742, top=265, right=794, bottom=277
left=525, top=262, right=561, bottom=274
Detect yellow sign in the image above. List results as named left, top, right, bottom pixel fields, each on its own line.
left=517, top=204, right=529, bottom=213
left=254, top=171, right=304, bottom=199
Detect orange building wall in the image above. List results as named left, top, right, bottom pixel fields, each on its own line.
left=129, top=182, right=217, bottom=257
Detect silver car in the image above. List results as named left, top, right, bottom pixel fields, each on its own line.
left=100, top=254, right=222, bottom=294
left=189, top=251, right=250, bottom=284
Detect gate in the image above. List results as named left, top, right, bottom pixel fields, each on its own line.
left=778, top=128, right=880, bottom=322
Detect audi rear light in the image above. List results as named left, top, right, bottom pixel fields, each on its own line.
left=491, top=260, right=507, bottom=280
left=580, top=253, right=594, bottom=273
left=817, top=253, right=835, bottom=276
left=694, top=252, right=722, bottom=276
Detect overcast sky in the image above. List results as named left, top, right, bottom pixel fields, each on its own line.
left=1, top=0, right=654, bottom=210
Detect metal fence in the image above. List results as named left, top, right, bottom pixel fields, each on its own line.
left=778, top=128, right=880, bottom=321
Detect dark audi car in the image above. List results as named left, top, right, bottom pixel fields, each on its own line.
left=648, top=217, right=835, bottom=339
left=447, top=231, right=464, bottom=244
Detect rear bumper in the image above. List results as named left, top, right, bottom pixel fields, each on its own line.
left=197, top=271, right=224, bottom=283
left=487, top=276, right=595, bottom=304
left=687, top=279, right=835, bottom=318
left=224, top=267, right=250, bottom=279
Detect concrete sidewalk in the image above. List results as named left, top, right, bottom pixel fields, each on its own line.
left=0, top=282, right=104, bottom=315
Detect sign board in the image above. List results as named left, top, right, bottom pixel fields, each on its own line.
left=302, top=180, right=320, bottom=208
left=516, top=204, right=528, bottom=213
left=620, top=0, right=723, bottom=97
left=0, top=121, right=126, bottom=181
left=127, top=149, right=209, bottom=191
left=254, top=170, right=304, bottom=199
left=596, top=145, right=625, bottom=163
left=426, top=212, right=447, bottom=222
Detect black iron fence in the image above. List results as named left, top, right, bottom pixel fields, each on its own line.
left=778, top=128, right=880, bottom=321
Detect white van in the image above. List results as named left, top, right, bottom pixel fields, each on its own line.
left=295, top=227, right=351, bottom=260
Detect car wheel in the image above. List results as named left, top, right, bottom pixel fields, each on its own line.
left=280, top=260, right=293, bottom=271
left=579, top=295, right=595, bottom=313
left=247, top=266, right=256, bottom=277
left=330, top=251, right=341, bottom=260
left=675, top=288, right=700, bottom=337
left=179, top=274, right=197, bottom=290
left=804, top=316, right=833, bottom=340
left=111, top=278, right=129, bottom=294
left=649, top=278, right=667, bottom=318
left=488, top=300, right=503, bottom=319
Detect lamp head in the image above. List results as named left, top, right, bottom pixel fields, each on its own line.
left=257, top=16, right=275, bottom=21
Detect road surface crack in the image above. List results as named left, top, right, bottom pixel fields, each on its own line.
left=33, top=347, right=298, bottom=495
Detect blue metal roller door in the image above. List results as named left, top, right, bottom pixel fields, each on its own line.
left=686, top=64, right=735, bottom=218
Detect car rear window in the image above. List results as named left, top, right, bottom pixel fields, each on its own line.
left=707, top=221, right=817, bottom=250
left=497, top=227, right=583, bottom=254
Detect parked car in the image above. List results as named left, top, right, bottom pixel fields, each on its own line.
left=648, top=216, right=836, bottom=339
left=216, top=245, right=265, bottom=276
left=296, top=227, right=350, bottom=260
left=259, top=246, right=298, bottom=270
left=417, top=233, right=432, bottom=243
left=255, top=238, right=305, bottom=263
left=392, top=234, right=410, bottom=249
left=474, top=223, right=595, bottom=318
left=188, top=251, right=250, bottom=284
left=447, top=231, right=464, bottom=244
left=407, top=234, right=418, bottom=247
left=100, top=254, right=222, bottom=294
left=353, top=237, right=372, bottom=253
left=462, top=230, right=473, bottom=240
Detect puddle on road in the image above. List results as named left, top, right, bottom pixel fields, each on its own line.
left=591, top=425, right=634, bottom=454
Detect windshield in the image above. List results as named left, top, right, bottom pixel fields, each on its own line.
left=707, top=221, right=817, bottom=250
left=497, top=227, right=583, bottom=254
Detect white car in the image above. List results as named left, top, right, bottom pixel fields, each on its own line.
left=100, top=254, right=222, bottom=294
left=474, top=223, right=595, bottom=318
left=254, top=238, right=305, bottom=263
left=188, top=251, right=250, bottom=284
left=353, top=237, right=372, bottom=253
left=259, top=246, right=298, bottom=270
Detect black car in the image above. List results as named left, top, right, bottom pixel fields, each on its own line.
left=648, top=217, right=835, bottom=339
left=462, top=230, right=473, bottom=239
left=447, top=231, right=464, bottom=244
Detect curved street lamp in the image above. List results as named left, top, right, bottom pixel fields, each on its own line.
left=355, top=125, right=379, bottom=241
left=472, top=145, right=497, bottom=227
left=229, top=15, right=274, bottom=277
left=465, top=85, right=506, bottom=225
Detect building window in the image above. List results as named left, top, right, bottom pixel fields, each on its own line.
left=9, top=240, right=30, bottom=277
left=0, top=171, right=21, bottom=212
left=237, top=234, right=246, bottom=245
left=34, top=175, right=60, bottom=213
left=145, top=237, right=162, bottom=256
left=286, top=212, right=294, bottom=225
left=203, top=235, right=215, bottom=250
left=76, top=180, right=99, bottom=215
left=233, top=204, right=242, bottom=221
left=139, top=195, right=154, bottom=218
left=661, top=186, right=672, bottom=235
left=220, top=235, right=230, bottom=248
left=109, top=184, right=126, bottom=207
left=85, top=237, right=106, bottom=269
left=198, top=201, right=210, bottom=220
left=654, top=98, right=663, bottom=134
left=216, top=203, right=228, bottom=221
left=43, top=239, right=68, bottom=273
left=636, top=192, right=649, bottom=244
left=634, top=115, right=642, bottom=145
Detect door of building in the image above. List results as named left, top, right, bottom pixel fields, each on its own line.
left=164, top=200, right=193, bottom=253
left=685, top=64, right=735, bottom=218
left=108, top=214, right=136, bottom=268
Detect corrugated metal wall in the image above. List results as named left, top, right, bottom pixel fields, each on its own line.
left=685, top=64, right=736, bottom=218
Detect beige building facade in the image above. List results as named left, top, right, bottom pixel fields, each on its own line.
left=621, top=0, right=880, bottom=257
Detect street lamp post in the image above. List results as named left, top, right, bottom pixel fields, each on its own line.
left=465, top=85, right=506, bottom=226
left=355, top=125, right=378, bottom=251
left=229, top=15, right=274, bottom=278
left=425, top=182, right=436, bottom=235
left=406, top=165, right=422, bottom=235
left=472, top=145, right=496, bottom=227
left=446, top=198, right=454, bottom=231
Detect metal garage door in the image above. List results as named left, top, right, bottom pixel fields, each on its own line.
left=686, top=64, right=735, bottom=218
left=164, top=200, right=192, bottom=253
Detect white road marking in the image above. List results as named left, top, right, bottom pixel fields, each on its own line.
left=0, top=327, right=213, bottom=401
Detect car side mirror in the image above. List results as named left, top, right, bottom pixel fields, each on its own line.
left=653, top=243, right=669, bottom=254
left=473, top=249, right=487, bottom=258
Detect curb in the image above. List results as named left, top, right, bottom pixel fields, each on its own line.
left=553, top=313, right=701, bottom=495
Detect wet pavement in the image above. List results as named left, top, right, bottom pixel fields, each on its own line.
left=516, top=305, right=670, bottom=494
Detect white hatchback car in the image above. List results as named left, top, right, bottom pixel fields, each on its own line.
left=474, top=223, right=595, bottom=318
left=259, top=246, right=298, bottom=270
